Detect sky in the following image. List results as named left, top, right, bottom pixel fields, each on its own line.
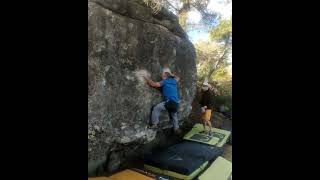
left=187, top=0, right=232, bottom=42
left=186, top=0, right=232, bottom=74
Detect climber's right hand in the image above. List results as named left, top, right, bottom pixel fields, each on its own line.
left=143, top=75, right=149, bottom=81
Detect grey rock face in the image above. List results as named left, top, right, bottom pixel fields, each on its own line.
left=88, top=0, right=197, bottom=174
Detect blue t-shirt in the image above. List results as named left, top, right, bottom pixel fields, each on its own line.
left=160, top=78, right=179, bottom=103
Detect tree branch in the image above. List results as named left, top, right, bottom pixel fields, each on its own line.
left=163, top=0, right=180, bottom=12
left=206, top=36, right=230, bottom=80
left=214, top=44, right=228, bottom=70
left=178, top=0, right=191, bottom=14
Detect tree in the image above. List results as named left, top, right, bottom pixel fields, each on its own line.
left=195, top=41, right=220, bottom=81
left=143, top=0, right=219, bottom=30
left=167, top=0, right=218, bottom=30
left=190, top=7, right=233, bottom=110
left=206, top=18, right=232, bottom=80
left=210, top=18, right=232, bottom=42
left=194, top=17, right=231, bottom=95
left=195, top=39, right=232, bottom=112
left=195, top=40, right=230, bottom=83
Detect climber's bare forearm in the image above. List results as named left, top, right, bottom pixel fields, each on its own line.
left=144, top=77, right=161, bottom=88
left=150, top=81, right=161, bottom=88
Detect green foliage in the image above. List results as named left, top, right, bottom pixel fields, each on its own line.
left=210, top=66, right=232, bottom=111
left=195, top=17, right=232, bottom=113
left=210, top=18, right=232, bottom=42
left=159, top=0, right=218, bottom=30
left=195, top=40, right=230, bottom=82
left=214, top=95, right=232, bottom=112
left=212, top=65, right=231, bottom=82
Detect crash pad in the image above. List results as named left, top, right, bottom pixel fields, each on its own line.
left=183, top=123, right=231, bottom=147
left=144, top=141, right=223, bottom=180
left=88, top=169, right=154, bottom=180
left=110, top=169, right=154, bottom=180
left=144, top=162, right=207, bottom=180
left=198, top=156, right=232, bottom=180
left=166, top=141, right=224, bottom=160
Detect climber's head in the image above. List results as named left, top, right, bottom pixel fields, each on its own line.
left=162, top=67, right=173, bottom=80
left=202, top=85, right=209, bottom=91
left=202, top=82, right=211, bottom=91
left=162, top=72, right=171, bottom=80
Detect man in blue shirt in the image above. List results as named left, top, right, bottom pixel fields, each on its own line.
left=144, top=69, right=181, bottom=135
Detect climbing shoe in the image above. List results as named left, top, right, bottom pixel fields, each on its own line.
left=174, top=129, right=182, bottom=135
left=148, top=124, right=158, bottom=129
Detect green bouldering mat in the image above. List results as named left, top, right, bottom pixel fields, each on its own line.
left=183, top=123, right=231, bottom=147
left=198, top=156, right=232, bottom=180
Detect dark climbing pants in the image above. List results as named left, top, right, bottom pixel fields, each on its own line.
left=151, top=101, right=179, bottom=130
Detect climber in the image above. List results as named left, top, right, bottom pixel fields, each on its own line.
left=144, top=67, right=181, bottom=135
left=199, top=81, right=216, bottom=135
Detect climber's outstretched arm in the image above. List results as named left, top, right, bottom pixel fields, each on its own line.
left=144, top=76, right=161, bottom=88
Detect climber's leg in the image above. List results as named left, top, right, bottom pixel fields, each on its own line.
left=151, top=101, right=166, bottom=126
left=201, top=112, right=207, bottom=133
left=169, top=111, right=179, bottom=130
left=206, top=120, right=212, bottom=135
left=205, top=109, right=212, bottom=135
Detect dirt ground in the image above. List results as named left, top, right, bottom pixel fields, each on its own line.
left=223, top=144, right=232, bottom=162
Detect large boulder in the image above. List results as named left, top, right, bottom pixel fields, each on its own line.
left=88, top=0, right=197, bottom=175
